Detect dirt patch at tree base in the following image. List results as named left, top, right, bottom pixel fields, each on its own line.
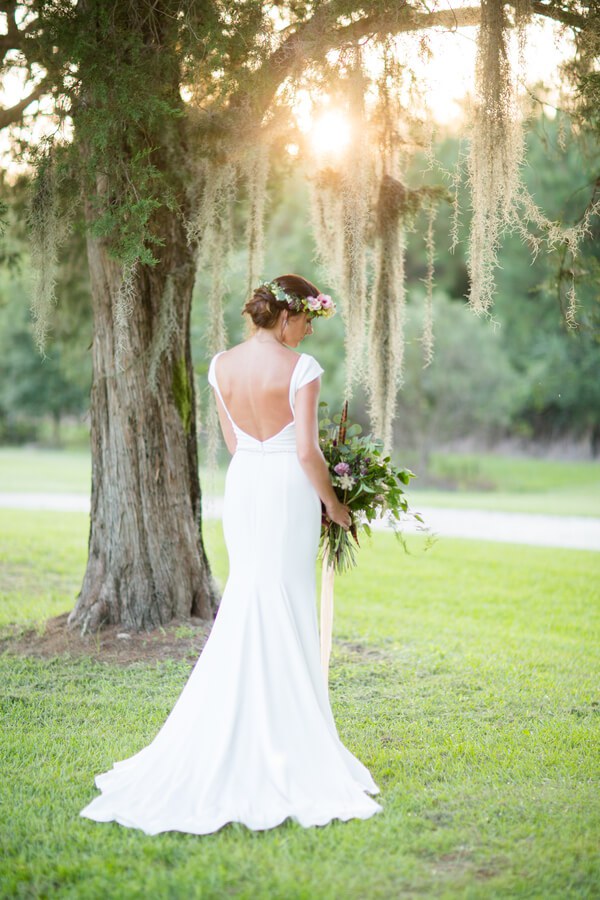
left=0, top=612, right=213, bottom=665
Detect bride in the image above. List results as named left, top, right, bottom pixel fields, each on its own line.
left=80, top=273, right=382, bottom=835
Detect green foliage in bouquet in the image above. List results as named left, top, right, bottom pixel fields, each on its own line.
left=319, top=401, right=422, bottom=572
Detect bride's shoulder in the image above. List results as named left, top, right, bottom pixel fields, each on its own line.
left=208, top=348, right=227, bottom=374
left=297, top=350, right=323, bottom=369
left=209, top=345, right=242, bottom=367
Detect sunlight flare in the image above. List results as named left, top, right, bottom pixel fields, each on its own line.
left=305, top=110, right=352, bottom=158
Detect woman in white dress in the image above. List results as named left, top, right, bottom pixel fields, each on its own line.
left=80, top=274, right=382, bottom=834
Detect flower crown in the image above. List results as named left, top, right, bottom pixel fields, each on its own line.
left=260, top=280, right=336, bottom=319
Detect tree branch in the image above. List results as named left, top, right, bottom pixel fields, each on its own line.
left=0, top=18, right=39, bottom=56
left=0, top=75, right=50, bottom=129
left=329, top=5, right=481, bottom=46
left=528, top=1, right=588, bottom=31
left=1, top=0, right=20, bottom=40
left=229, top=5, right=482, bottom=122
left=225, top=0, right=591, bottom=130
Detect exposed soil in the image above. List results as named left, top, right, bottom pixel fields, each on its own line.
left=337, top=640, right=392, bottom=662
left=1, top=620, right=394, bottom=669
left=0, top=612, right=213, bottom=665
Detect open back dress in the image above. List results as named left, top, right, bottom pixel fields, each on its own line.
left=79, top=350, right=382, bottom=834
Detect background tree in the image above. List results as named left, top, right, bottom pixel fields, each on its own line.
left=0, top=171, right=90, bottom=443
left=0, top=294, right=89, bottom=444
left=0, top=0, right=597, bottom=631
left=394, top=294, right=525, bottom=469
left=403, top=111, right=599, bottom=453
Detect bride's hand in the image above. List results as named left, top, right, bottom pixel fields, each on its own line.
left=325, top=498, right=352, bottom=531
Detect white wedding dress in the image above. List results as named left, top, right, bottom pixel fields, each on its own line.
left=79, top=350, right=382, bottom=835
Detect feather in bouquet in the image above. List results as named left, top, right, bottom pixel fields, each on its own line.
left=319, top=400, right=423, bottom=573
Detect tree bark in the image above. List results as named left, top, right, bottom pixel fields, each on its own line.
left=68, top=197, right=219, bottom=633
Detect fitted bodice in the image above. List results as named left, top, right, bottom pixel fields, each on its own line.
left=208, top=351, right=324, bottom=454
left=235, top=424, right=299, bottom=454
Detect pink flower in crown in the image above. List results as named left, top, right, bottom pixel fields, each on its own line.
left=319, top=294, right=334, bottom=309
left=307, top=296, right=322, bottom=311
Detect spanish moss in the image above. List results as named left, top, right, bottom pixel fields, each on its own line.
left=28, top=150, right=70, bottom=354
left=244, top=145, right=270, bottom=296
left=339, top=57, right=371, bottom=394
left=113, top=260, right=138, bottom=369
left=468, top=0, right=523, bottom=313
left=368, top=174, right=407, bottom=452
left=422, top=201, right=437, bottom=367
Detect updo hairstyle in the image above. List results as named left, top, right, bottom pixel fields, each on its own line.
left=243, top=274, right=321, bottom=329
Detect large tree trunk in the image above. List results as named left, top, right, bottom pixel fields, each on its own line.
left=68, top=200, right=219, bottom=632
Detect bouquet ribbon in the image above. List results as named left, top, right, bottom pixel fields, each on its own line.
left=320, top=553, right=336, bottom=687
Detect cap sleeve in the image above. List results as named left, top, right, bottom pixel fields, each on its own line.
left=290, top=353, right=324, bottom=410
left=207, top=351, right=225, bottom=389
left=207, top=355, right=216, bottom=389
left=297, top=353, right=324, bottom=389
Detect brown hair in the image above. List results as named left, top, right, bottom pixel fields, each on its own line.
left=242, top=274, right=320, bottom=329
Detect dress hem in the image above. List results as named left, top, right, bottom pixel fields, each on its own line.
left=79, top=796, right=383, bottom=836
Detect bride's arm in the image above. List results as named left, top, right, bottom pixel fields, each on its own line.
left=295, top=380, right=351, bottom=530
left=213, top=392, right=237, bottom=455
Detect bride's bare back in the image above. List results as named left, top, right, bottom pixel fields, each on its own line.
left=214, top=340, right=302, bottom=442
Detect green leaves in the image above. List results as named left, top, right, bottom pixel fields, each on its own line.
left=58, top=2, right=193, bottom=272
left=318, top=402, right=420, bottom=573
left=346, top=423, right=362, bottom=438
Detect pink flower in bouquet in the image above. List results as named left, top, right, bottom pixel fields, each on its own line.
left=334, top=462, right=351, bottom=476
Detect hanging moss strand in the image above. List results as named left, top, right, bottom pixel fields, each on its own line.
left=368, top=174, right=407, bottom=453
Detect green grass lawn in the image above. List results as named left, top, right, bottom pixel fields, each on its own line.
left=2, top=447, right=600, bottom=519
left=0, top=446, right=228, bottom=499
left=427, top=451, right=599, bottom=492
left=409, top=486, right=600, bottom=517
left=1, top=509, right=599, bottom=898
left=410, top=452, right=600, bottom=517
left=0, top=447, right=92, bottom=494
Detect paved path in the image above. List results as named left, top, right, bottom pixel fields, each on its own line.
left=2, top=492, right=599, bottom=552
left=393, top=505, right=600, bottom=552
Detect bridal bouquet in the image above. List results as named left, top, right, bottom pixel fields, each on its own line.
left=319, top=401, right=422, bottom=573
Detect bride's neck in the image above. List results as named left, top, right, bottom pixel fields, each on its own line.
left=252, top=328, right=285, bottom=345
